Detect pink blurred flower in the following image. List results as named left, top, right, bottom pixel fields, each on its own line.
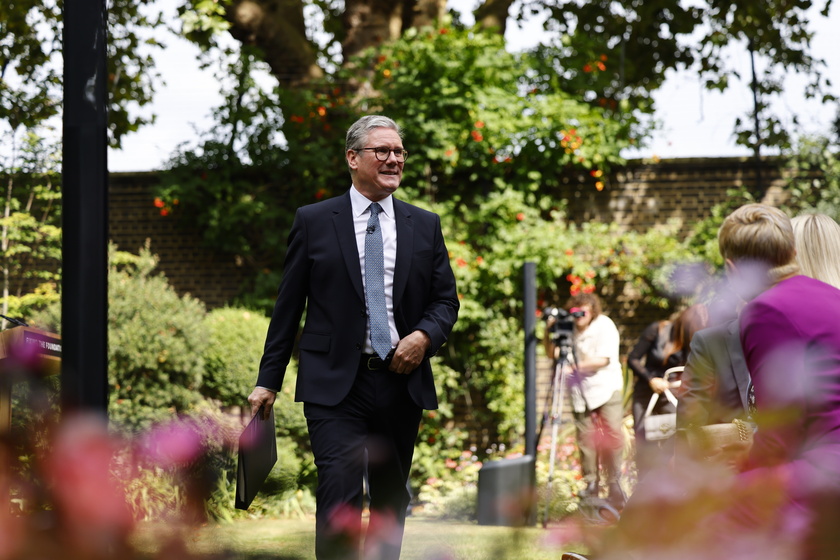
left=140, top=421, right=205, bottom=467
left=366, top=510, right=402, bottom=556
left=43, top=413, right=135, bottom=554
left=326, top=503, right=363, bottom=545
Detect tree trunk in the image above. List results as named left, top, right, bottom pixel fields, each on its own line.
left=474, top=0, right=513, bottom=34
left=225, top=0, right=324, bottom=88
left=223, top=0, right=452, bottom=88
left=407, top=0, right=447, bottom=30
left=342, top=0, right=408, bottom=61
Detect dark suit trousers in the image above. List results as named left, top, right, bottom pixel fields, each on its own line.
left=304, top=357, right=422, bottom=560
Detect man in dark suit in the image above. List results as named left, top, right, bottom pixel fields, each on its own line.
left=248, top=115, right=459, bottom=560
left=677, top=317, right=752, bottom=429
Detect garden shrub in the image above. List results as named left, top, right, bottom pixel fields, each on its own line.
left=32, top=243, right=211, bottom=432
left=107, top=245, right=211, bottom=431
left=202, top=307, right=271, bottom=408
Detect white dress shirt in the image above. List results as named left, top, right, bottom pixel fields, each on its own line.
left=350, top=185, right=398, bottom=353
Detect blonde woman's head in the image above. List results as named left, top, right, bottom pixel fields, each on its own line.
left=791, top=212, right=840, bottom=290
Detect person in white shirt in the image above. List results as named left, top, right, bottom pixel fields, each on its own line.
left=546, top=292, right=626, bottom=509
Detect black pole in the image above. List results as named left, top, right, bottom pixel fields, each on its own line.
left=523, top=262, right=538, bottom=526
left=524, top=262, right=537, bottom=458
left=61, top=0, right=109, bottom=415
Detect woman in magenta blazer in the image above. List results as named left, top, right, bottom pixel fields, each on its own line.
left=719, top=203, right=840, bottom=559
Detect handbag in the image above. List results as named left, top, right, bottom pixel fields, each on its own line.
left=642, top=367, right=682, bottom=441
left=689, top=419, right=754, bottom=447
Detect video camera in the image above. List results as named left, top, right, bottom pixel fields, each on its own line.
left=543, top=306, right=586, bottom=342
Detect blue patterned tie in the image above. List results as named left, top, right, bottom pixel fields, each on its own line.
left=365, top=203, right=391, bottom=360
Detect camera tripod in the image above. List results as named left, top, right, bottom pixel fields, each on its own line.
left=539, top=331, right=621, bottom=527
left=540, top=330, right=577, bottom=528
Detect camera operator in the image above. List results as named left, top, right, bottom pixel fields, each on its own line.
left=543, top=292, right=626, bottom=509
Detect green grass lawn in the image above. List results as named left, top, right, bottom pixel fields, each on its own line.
left=163, top=516, right=585, bottom=560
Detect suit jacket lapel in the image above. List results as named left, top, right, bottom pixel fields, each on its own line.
left=726, top=318, right=751, bottom=412
left=333, top=192, right=364, bottom=303
left=392, top=199, right=413, bottom=306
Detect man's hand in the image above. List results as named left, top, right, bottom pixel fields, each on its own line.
left=247, top=387, right=277, bottom=420
left=389, top=330, right=431, bottom=374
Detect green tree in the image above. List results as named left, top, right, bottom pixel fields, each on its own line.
left=526, top=0, right=836, bottom=155
left=780, top=134, right=840, bottom=220
left=1, top=0, right=164, bottom=148
left=2, top=0, right=835, bottom=159
left=0, top=132, right=61, bottom=327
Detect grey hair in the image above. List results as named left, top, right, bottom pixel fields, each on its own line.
left=345, top=115, right=402, bottom=152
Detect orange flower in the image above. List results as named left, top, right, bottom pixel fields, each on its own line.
left=439, top=28, right=449, bottom=34
left=585, top=270, right=596, bottom=279
left=456, top=258, right=467, bottom=268
left=596, top=61, right=606, bottom=71
left=160, top=208, right=169, bottom=217
left=471, top=130, right=483, bottom=142
left=600, top=54, right=608, bottom=61
left=516, top=212, right=525, bottom=221
left=570, top=285, right=581, bottom=296
left=583, top=64, right=592, bottom=73
left=582, top=285, right=595, bottom=294
left=153, top=197, right=165, bottom=208
left=565, top=249, right=574, bottom=256
left=595, top=181, right=605, bottom=191
left=383, top=69, right=391, bottom=78
left=317, top=106, right=326, bottom=117
left=476, top=256, right=484, bottom=264
left=475, top=121, right=485, bottom=128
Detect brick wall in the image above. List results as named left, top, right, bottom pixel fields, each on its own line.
left=109, top=156, right=785, bottom=304
left=108, top=156, right=786, bottom=335
left=109, top=172, right=249, bottom=309
left=562, top=156, right=786, bottom=236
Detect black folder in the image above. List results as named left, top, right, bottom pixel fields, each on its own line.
left=235, top=406, right=277, bottom=510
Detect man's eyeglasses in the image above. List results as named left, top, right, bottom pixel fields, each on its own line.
left=357, top=147, right=409, bottom=162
